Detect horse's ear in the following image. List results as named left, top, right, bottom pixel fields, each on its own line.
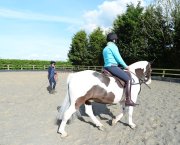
left=150, top=57, right=157, bottom=64
left=150, top=60, right=154, bottom=64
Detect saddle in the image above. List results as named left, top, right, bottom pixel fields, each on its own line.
left=101, top=68, right=131, bottom=88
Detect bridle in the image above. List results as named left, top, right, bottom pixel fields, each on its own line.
left=129, top=59, right=156, bottom=93
left=129, top=67, right=152, bottom=89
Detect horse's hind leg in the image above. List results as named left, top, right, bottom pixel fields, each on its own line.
left=58, top=104, right=76, bottom=137
left=85, top=104, right=104, bottom=131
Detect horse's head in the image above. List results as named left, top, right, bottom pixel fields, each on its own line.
left=131, top=61, right=152, bottom=85
left=143, top=62, right=152, bottom=84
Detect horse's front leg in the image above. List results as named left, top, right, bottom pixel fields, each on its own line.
left=128, top=106, right=136, bottom=128
left=112, top=105, right=125, bottom=125
left=85, top=104, right=104, bottom=131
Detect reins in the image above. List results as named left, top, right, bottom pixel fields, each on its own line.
left=129, top=70, right=151, bottom=89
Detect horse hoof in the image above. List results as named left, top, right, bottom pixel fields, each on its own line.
left=58, top=131, right=68, bottom=138
left=130, top=123, right=136, bottom=129
left=111, top=119, right=117, bottom=126
left=61, top=134, right=68, bottom=138
left=98, top=126, right=105, bottom=131
left=60, top=132, right=68, bottom=138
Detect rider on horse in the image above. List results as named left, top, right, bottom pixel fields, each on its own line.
left=103, top=32, right=137, bottom=106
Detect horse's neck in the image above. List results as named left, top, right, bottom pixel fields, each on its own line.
left=129, top=61, right=148, bottom=83
left=129, top=61, right=146, bottom=74
left=130, top=61, right=147, bottom=69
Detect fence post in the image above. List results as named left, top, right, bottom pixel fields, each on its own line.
left=32, top=65, right=35, bottom=70
left=44, top=65, right=46, bottom=70
left=162, top=70, right=165, bottom=77
left=7, top=65, right=10, bottom=70
left=21, top=65, right=23, bottom=70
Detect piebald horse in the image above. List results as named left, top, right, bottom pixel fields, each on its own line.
left=57, top=61, right=152, bottom=137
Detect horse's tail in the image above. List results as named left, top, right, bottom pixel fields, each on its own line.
left=57, top=73, right=81, bottom=122
left=57, top=74, right=72, bottom=120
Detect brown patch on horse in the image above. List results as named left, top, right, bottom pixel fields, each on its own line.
left=135, top=68, right=144, bottom=79
left=135, top=62, right=152, bottom=81
left=75, top=85, right=115, bottom=109
left=93, top=71, right=110, bottom=86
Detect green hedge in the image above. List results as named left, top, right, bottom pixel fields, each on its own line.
left=0, top=59, right=71, bottom=66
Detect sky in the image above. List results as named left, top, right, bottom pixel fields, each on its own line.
left=0, top=0, right=153, bottom=61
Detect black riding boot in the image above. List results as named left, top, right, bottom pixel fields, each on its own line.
left=125, top=80, right=137, bottom=106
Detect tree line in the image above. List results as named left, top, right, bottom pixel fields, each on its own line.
left=68, top=1, right=180, bottom=69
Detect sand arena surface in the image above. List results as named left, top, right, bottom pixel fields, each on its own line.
left=0, top=71, right=180, bottom=145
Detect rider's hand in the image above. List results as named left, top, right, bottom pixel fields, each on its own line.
left=125, top=66, right=130, bottom=71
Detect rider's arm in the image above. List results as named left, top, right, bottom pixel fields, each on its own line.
left=111, top=46, right=128, bottom=69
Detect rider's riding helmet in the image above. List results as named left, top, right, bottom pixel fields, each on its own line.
left=106, top=32, right=118, bottom=42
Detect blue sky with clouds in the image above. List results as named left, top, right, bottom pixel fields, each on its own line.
left=0, top=0, right=153, bottom=61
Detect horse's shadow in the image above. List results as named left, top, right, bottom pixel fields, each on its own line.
left=80, top=103, right=114, bottom=125
left=56, top=102, right=118, bottom=128
left=77, top=104, right=130, bottom=128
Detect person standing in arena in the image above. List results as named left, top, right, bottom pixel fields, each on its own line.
left=48, top=61, right=58, bottom=94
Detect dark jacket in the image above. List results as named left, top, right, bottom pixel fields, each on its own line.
left=48, top=66, right=55, bottom=80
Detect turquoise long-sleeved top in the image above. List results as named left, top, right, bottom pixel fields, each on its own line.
left=103, top=42, right=127, bottom=68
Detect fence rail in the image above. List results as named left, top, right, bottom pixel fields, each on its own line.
left=151, top=68, right=180, bottom=78
left=0, top=64, right=180, bottom=78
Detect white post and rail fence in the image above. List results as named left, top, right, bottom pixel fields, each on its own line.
left=0, top=64, right=180, bottom=82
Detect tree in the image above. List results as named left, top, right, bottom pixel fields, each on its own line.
left=68, top=30, right=88, bottom=65
left=143, top=0, right=180, bottom=68
left=150, top=0, right=180, bottom=68
left=113, top=2, right=145, bottom=64
left=113, top=2, right=175, bottom=68
left=141, top=6, right=174, bottom=67
left=68, top=1, right=180, bottom=68
left=88, top=27, right=106, bottom=66
left=171, top=3, right=180, bottom=68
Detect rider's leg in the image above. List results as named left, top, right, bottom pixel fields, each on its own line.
left=104, top=66, right=136, bottom=106
left=124, top=79, right=137, bottom=106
